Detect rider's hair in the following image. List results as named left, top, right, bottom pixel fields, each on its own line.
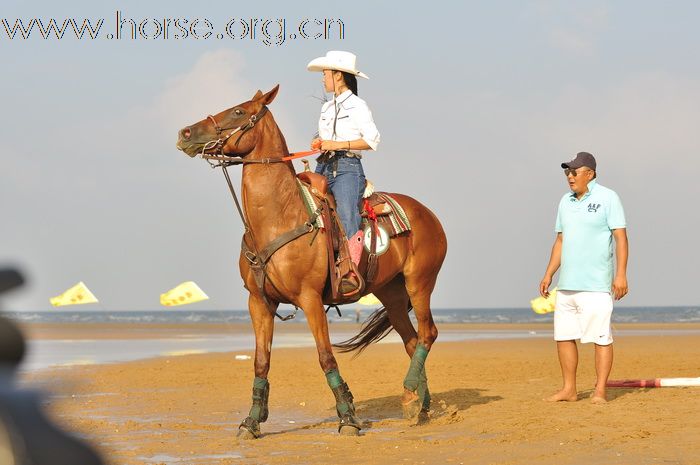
left=340, top=71, right=358, bottom=96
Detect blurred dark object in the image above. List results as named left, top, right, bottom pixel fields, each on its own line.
left=0, top=267, right=104, bottom=465
left=0, top=270, right=23, bottom=294
left=0, top=268, right=25, bottom=368
left=0, top=317, right=24, bottom=369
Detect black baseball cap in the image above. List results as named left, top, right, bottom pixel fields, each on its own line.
left=561, top=152, right=596, bottom=170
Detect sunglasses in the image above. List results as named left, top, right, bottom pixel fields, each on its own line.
left=564, top=168, right=592, bottom=177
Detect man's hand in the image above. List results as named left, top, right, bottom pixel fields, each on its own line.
left=310, top=138, right=322, bottom=150
left=539, top=276, right=552, bottom=298
left=612, top=229, right=628, bottom=300
left=612, top=275, right=628, bottom=300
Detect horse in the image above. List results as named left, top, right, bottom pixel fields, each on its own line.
left=176, top=85, right=447, bottom=438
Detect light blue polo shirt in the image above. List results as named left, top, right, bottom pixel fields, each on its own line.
left=555, top=180, right=626, bottom=292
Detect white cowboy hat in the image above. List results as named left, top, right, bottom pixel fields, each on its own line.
left=307, top=51, right=369, bottom=79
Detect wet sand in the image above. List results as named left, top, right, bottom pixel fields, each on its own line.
left=19, top=323, right=700, bottom=465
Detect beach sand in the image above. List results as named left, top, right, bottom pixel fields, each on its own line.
left=18, top=323, right=700, bottom=465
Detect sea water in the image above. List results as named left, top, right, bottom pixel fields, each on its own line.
left=6, top=307, right=699, bottom=371
left=7, top=306, right=700, bottom=325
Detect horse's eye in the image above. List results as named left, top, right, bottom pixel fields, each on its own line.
left=234, top=108, right=244, bottom=116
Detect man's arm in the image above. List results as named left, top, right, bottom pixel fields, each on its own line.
left=612, top=228, right=629, bottom=300
left=540, top=233, right=563, bottom=297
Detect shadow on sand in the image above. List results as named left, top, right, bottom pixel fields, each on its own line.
left=255, top=388, right=502, bottom=438
left=579, top=387, right=652, bottom=402
left=356, top=388, right=503, bottom=420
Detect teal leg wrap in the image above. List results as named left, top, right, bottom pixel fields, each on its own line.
left=325, top=369, right=343, bottom=389
left=417, top=366, right=431, bottom=411
left=248, top=377, right=270, bottom=422
left=326, top=369, right=351, bottom=416
left=326, top=369, right=361, bottom=430
left=404, top=343, right=429, bottom=391
left=239, top=377, right=270, bottom=438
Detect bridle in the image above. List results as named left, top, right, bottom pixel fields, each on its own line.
left=196, top=106, right=319, bottom=167
left=199, top=106, right=270, bottom=164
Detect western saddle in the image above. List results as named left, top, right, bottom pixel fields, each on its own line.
left=297, top=169, right=386, bottom=305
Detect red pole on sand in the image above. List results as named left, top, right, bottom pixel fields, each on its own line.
left=607, top=377, right=700, bottom=388
left=606, top=379, right=660, bottom=388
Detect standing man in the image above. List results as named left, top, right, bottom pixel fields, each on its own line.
left=539, top=152, right=629, bottom=404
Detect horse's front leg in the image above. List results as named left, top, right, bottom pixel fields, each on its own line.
left=238, top=293, right=276, bottom=440
left=300, top=293, right=362, bottom=435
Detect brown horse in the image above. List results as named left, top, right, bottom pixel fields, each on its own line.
left=176, top=86, right=447, bottom=438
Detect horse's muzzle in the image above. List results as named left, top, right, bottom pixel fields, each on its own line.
left=176, top=127, right=199, bottom=157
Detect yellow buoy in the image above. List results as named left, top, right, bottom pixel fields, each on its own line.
left=50, top=282, right=99, bottom=307
left=530, top=288, right=557, bottom=314
left=160, top=281, right=209, bottom=306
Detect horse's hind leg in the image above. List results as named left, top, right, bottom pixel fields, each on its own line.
left=375, top=275, right=416, bottom=353
left=238, top=294, right=276, bottom=440
left=375, top=275, right=432, bottom=423
left=401, top=272, right=440, bottom=422
left=299, top=292, right=362, bottom=436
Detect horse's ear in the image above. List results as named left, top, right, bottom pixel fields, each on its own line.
left=259, top=85, right=280, bottom=106
left=252, top=90, right=263, bottom=100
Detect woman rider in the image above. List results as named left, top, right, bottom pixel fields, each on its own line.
left=307, top=50, right=381, bottom=296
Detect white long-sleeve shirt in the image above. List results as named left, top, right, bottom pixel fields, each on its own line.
left=318, top=90, right=380, bottom=151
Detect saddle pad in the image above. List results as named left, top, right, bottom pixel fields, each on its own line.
left=363, top=193, right=411, bottom=237
left=296, top=179, right=325, bottom=229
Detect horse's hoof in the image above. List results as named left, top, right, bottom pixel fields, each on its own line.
left=237, top=427, right=258, bottom=440
left=337, top=413, right=362, bottom=435
left=416, top=409, right=430, bottom=426
left=402, top=398, right=421, bottom=419
left=237, top=417, right=261, bottom=440
left=339, top=425, right=360, bottom=436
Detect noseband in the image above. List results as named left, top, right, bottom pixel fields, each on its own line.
left=200, top=106, right=269, bottom=159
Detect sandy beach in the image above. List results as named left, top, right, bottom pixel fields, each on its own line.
left=17, top=322, right=700, bottom=465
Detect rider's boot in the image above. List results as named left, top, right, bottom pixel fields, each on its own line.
left=339, top=230, right=364, bottom=297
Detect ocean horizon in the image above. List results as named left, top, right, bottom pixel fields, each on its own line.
left=5, top=306, right=700, bottom=325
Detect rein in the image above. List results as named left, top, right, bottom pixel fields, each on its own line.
left=202, top=150, right=320, bottom=165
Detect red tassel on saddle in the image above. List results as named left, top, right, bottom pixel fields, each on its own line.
left=363, top=199, right=377, bottom=222
left=363, top=199, right=380, bottom=240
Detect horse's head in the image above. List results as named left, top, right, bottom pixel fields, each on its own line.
left=176, top=85, right=280, bottom=158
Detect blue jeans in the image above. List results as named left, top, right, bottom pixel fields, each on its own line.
left=315, top=156, right=366, bottom=238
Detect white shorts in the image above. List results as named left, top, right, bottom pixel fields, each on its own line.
left=554, top=290, right=613, bottom=345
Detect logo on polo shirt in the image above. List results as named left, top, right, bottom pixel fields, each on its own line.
left=587, top=203, right=601, bottom=212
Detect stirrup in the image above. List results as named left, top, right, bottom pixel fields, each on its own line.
left=340, top=272, right=362, bottom=297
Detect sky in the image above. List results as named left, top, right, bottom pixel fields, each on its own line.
left=1, top=1, right=699, bottom=311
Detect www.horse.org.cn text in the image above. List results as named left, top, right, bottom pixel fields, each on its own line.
left=1, top=11, right=346, bottom=46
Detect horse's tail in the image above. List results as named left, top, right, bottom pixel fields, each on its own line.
left=333, top=304, right=413, bottom=356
